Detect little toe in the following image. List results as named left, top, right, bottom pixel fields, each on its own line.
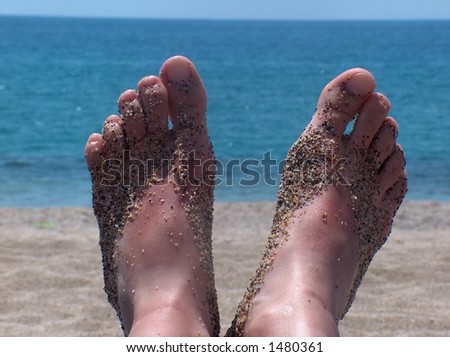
left=159, top=56, right=210, bottom=151
left=349, top=93, right=391, bottom=149
left=381, top=173, right=408, bottom=236
left=85, top=133, right=104, bottom=171
left=384, top=173, right=408, bottom=210
left=369, top=117, right=399, bottom=167
left=378, top=145, right=406, bottom=194
left=310, top=68, right=376, bottom=135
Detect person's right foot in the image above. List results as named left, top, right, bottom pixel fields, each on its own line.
left=227, top=68, right=407, bottom=336
left=85, top=56, right=219, bottom=336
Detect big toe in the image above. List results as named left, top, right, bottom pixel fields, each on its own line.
left=159, top=56, right=210, bottom=153
left=310, top=68, right=376, bottom=135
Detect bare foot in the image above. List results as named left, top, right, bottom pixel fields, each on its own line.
left=227, top=69, right=407, bottom=336
left=85, top=56, right=220, bottom=336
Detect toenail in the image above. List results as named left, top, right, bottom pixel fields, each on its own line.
left=346, top=72, right=374, bottom=97
left=141, top=84, right=157, bottom=95
left=139, top=81, right=161, bottom=97
left=118, top=90, right=137, bottom=110
left=166, top=61, right=191, bottom=82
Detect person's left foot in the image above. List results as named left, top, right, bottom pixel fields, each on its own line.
left=227, top=68, right=407, bottom=336
left=85, top=56, right=220, bottom=336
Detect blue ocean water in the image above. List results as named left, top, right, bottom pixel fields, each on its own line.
left=0, top=16, right=449, bottom=207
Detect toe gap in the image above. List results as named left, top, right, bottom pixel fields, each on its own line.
left=344, top=115, right=358, bottom=136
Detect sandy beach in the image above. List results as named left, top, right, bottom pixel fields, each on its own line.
left=0, top=200, right=449, bottom=337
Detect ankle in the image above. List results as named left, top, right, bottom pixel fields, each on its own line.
left=128, top=302, right=211, bottom=336
left=245, top=296, right=339, bottom=336
left=129, top=308, right=210, bottom=336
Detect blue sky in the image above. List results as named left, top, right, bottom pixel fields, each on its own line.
left=0, top=0, right=449, bottom=20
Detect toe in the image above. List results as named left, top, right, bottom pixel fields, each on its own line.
left=159, top=56, right=210, bottom=151
left=381, top=173, right=408, bottom=236
left=85, top=133, right=104, bottom=171
left=369, top=117, right=398, bottom=167
left=349, top=93, right=391, bottom=148
left=137, top=76, right=169, bottom=135
left=118, top=90, right=138, bottom=114
left=378, top=145, right=406, bottom=194
left=384, top=172, right=408, bottom=209
left=102, top=115, right=125, bottom=158
left=119, top=89, right=148, bottom=146
left=310, top=68, right=375, bottom=135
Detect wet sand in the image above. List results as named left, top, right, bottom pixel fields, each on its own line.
left=0, top=200, right=449, bottom=336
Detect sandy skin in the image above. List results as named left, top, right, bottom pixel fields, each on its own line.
left=86, top=57, right=406, bottom=337
left=85, top=56, right=220, bottom=336
left=226, top=69, right=407, bottom=336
